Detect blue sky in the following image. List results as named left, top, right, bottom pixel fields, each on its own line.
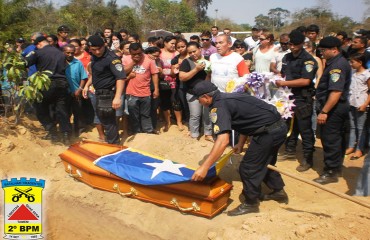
left=206, top=0, right=368, bottom=24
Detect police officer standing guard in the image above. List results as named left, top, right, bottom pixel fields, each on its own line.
left=314, top=37, right=351, bottom=184
left=84, top=35, right=126, bottom=144
left=191, top=81, right=288, bottom=216
left=25, top=36, right=72, bottom=144
left=276, top=30, right=318, bottom=172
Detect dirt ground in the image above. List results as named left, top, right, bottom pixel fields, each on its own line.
left=0, top=115, right=370, bottom=240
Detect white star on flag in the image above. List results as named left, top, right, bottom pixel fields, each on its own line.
left=143, top=160, right=186, bottom=179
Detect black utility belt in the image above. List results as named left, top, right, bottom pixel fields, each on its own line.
left=252, top=119, right=285, bottom=135
left=95, top=88, right=115, bottom=95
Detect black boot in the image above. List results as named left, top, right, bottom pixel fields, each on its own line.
left=313, top=169, right=340, bottom=184
left=262, top=189, right=289, bottom=204
left=227, top=201, right=260, bottom=216
left=296, top=152, right=313, bottom=172
left=62, top=132, right=71, bottom=145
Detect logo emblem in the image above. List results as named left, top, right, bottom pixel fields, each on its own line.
left=330, top=73, right=340, bottom=82
left=2, top=178, right=45, bottom=239
left=210, top=112, right=217, bottom=123
left=305, top=64, right=314, bottom=72
left=115, top=63, right=123, bottom=72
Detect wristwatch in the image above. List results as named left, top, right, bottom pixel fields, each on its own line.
left=320, top=111, right=328, bottom=114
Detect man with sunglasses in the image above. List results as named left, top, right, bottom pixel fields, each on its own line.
left=314, top=36, right=351, bottom=184
left=200, top=31, right=217, bottom=60
left=271, top=33, right=290, bottom=75
left=276, top=30, right=318, bottom=172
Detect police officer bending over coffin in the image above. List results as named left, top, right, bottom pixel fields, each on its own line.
left=191, top=81, right=288, bottom=216
left=276, top=30, right=318, bottom=172
left=24, top=36, right=72, bottom=144
left=84, top=35, right=126, bottom=144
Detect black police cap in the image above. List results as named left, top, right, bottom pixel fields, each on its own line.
left=317, top=36, right=342, bottom=49
left=33, top=36, right=47, bottom=45
left=288, top=30, right=305, bottom=45
left=193, top=81, right=218, bottom=98
left=87, top=35, right=105, bottom=47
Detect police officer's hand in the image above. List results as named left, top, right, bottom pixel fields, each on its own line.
left=275, top=80, right=285, bottom=87
left=233, top=143, right=243, bottom=154
left=317, top=113, right=328, bottom=125
left=112, top=97, right=122, bottom=110
left=191, top=165, right=208, bottom=181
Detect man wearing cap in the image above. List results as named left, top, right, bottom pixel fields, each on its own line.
left=83, top=35, right=126, bottom=144
left=24, top=36, right=72, bottom=144
left=276, top=30, right=318, bottom=172
left=314, top=36, right=351, bottom=184
left=191, top=80, right=288, bottom=216
left=57, top=25, right=70, bottom=48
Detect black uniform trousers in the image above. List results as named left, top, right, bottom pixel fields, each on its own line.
left=34, top=79, right=71, bottom=133
left=285, top=99, right=315, bottom=155
left=95, top=90, right=120, bottom=144
left=319, top=101, right=349, bottom=171
left=239, top=123, right=287, bottom=203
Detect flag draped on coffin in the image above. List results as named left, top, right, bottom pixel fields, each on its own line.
left=94, top=148, right=218, bottom=185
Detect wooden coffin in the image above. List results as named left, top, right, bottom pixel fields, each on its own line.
left=59, top=140, right=233, bottom=218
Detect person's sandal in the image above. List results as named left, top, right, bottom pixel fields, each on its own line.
left=205, top=135, right=214, bottom=143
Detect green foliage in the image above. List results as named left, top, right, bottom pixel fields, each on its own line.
left=139, top=0, right=196, bottom=33
left=0, top=49, right=51, bottom=124
left=19, top=70, right=51, bottom=104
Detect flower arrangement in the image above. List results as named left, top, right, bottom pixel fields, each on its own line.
left=225, top=72, right=295, bottom=119
left=197, top=59, right=212, bottom=74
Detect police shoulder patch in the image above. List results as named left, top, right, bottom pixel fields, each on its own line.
left=210, top=112, right=217, bottom=123
left=330, top=73, right=340, bottom=82
left=213, top=125, right=220, bottom=134
left=305, top=64, right=314, bottom=72
left=115, top=63, right=123, bottom=72
left=112, top=59, right=121, bottom=65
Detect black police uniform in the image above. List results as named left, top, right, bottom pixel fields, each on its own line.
left=316, top=53, right=351, bottom=172
left=210, top=92, right=287, bottom=204
left=91, top=48, right=126, bottom=144
left=281, top=49, right=318, bottom=162
left=25, top=45, right=72, bottom=137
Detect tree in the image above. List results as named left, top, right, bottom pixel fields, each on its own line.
left=254, top=14, right=271, bottom=30
left=267, top=8, right=290, bottom=33
left=183, top=0, right=212, bottom=22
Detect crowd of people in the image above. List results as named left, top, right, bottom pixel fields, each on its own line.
left=1, top=23, right=370, bottom=214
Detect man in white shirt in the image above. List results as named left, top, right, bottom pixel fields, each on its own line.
left=244, top=27, right=261, bottom=53
left=271, top=33, right=290, bottom=74
left=209, top=34, right=249, bottom=92
left=223, top=28, right=237, bottom=45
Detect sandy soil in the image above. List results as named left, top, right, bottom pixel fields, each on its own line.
left=0, top=116, right=370, bottom=240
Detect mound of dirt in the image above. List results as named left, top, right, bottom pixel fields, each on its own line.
left=0, top=117, right=369, bottom=240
